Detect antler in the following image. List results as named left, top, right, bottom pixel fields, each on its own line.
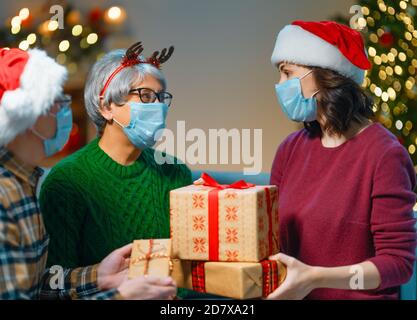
left=122, top=41, right=144, bottom=66
left=147, top=46, right=174, bottom=68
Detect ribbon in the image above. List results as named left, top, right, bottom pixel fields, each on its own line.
left=198, top=173, right=279, bottom=261
left=190, top=260, right=286, bottom=297
left=130, top=239, right=172, bottom=275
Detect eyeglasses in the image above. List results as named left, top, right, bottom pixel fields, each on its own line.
left=49, top=94, right=71, bottom=115
left=128, top=88, right=173, bottom=107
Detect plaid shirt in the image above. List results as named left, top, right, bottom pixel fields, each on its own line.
left=0, top=147, right=121, bottom=300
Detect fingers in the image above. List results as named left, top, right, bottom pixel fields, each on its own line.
left=145, top=276, right=176, bottom=286
left=151, top=285, right=177, bottom=300
left=266, top=282, right=289, bottom=300
left=116, top=243, right=133, bottom=258
left=269, top=253, right=279, bottom=261
left=123, top=258, right=130, bottom=269
left=270, top=253, right=293, bottom=266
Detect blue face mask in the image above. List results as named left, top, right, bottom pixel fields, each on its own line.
left=113, top=102, right=168, bottom=150
left=275, top=70, right=319, bottom=122
left=32, top=105, right=73, bottom=157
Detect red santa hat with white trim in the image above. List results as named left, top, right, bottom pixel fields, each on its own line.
left=271, top=20, right=371, bottom=84
left=0, top=47, right=67, bottom=146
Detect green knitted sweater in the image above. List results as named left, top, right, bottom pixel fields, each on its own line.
left=39, top=138, right=191, bottom=268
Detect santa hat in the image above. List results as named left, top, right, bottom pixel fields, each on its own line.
left=271, top=20, right=371, bottom=84
left=0, top=47, right=67, bottom=146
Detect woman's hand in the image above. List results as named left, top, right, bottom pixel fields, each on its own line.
left=97, top=243, right=133, bottom=291
left=266, top=253, right=320, bottom=300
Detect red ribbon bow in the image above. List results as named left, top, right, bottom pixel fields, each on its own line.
left=200, top=172, right=255, bottom=190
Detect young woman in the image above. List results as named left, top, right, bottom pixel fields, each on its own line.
left=267, top=21, right=416, bottom=300
left=39, top=43, right=191, bottom=270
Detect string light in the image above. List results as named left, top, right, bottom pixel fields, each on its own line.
left=19, top=8, right=30, bottom=20
left=18, top=40, right=29, bottom=51
left=86, top=33, right=98, bottom=45
left=27, top=33, right=36, bottom=45
left=11, top=25, right=21, bottom=34
left=11, top=16, right=22, bottom=28
left=59, top=40, right=70, bottom=52
left=107, top=6, right=121, bottom=20
left=48, top=20, right=59, bottom=32
left=72, top=25, right=83, bottom=36
left=396, top=120, right=403, bottom=130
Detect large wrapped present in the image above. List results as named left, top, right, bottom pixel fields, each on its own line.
left=170, top=173, right=279, bottom=262
left=171, top=259, right=286, bottom=299
left=128, top=239, right=173, bottom=279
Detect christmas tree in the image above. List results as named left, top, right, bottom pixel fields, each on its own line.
left=337, top=0, right=417, bottom=175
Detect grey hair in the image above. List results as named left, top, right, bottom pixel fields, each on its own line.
left=84, top=49, right=167, bottom=133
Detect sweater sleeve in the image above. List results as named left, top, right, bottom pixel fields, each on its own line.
left=39, top=168, right=86, bottom=269
left=367, top=145, right=417, bottom=290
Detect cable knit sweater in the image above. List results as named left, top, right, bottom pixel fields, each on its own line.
left=271, top=123, right=417, bottom=300
left=39, top=138, right=191, bottom=268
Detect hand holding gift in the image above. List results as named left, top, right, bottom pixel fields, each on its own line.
left=124, top=239, right=177, bottom=300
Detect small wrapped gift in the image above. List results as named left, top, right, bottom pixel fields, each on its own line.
left=170, top=173, right=279, bottom=262
left=128, top=239, right=173, bottom=279
left=171, top=259, right=286, bottom=299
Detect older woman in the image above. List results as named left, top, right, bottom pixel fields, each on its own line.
left=267, top=21, right=416, bottom=300
left=39, top=42, right=191, bottom=269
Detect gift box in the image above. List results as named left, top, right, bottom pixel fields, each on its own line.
left=171, top=259, right=286, bottom=299
left=128, top=239, right=173, bottom=279
left=170, top=173, right=279, bottom=262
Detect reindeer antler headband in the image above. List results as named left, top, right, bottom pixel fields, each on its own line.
left=99, top=41, right=174, bottom=99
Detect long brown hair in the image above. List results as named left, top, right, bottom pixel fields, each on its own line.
left=304, top=67, right=375, bottom=137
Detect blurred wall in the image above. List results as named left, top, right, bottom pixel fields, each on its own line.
left=0, top=0, right=355, bottom=173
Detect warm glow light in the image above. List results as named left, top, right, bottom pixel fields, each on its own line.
left=395, top=65, right=403, bottom=75
left=374, top=87, right=382, bottom=97
left=19, top=40, right=29, bottom=51
left=107, top=6, right=121, bottom=20
left=27, top=33, right=36, bottom=45
left=59, top=40, right=70, bottom=52
left=86, top=33, right=98, bottom=45
left=396, top=120, right=403, bottom=130
left=409, top=145, right=416, bottom=155
left=358, top=17, right=367, bottom=28
left=48, top=20, right=59, bottom=31
left=11, top=25, right=21, bottom=34
left=368, top=47, right=376, bottom=57
left=72, top=25, right=83, bottom=36
left=19, top=8, right=30, bottom=20
left=11, top=16, right=22, bottom=28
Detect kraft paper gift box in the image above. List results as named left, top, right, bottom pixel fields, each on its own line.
left=128, top=239, right=173, bottom=279
left=171, top=259, right=286, bottom=299
left=170, top=173, right=279, bottom=262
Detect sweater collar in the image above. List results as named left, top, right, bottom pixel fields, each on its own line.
left=89, top=138, right=148, bottom=178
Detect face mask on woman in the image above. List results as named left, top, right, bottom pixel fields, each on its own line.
left=275, top=70, right=320, bottom=122
left=32, top=103, right=73, bottom=157
left=112, top=102, right=168, bottom=150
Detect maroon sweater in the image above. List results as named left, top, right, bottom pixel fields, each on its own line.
left=270, top=123, right=416, bottom=300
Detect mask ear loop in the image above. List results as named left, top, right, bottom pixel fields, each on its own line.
left=300, top=69, right=320, bottom=98
left=31, top=129, right=47, bottom=141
